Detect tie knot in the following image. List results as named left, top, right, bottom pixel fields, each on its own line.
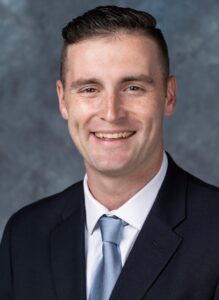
left=99, top=215, right=123, bottom=245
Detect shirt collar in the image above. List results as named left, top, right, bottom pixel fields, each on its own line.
left=84, top=152, right=168, bottom=235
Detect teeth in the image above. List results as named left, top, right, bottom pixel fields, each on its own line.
left=94, top=132, right=134, bottom=139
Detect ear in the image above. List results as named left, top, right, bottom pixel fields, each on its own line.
left=164, top=75, right=177, bottom=116
left=56, top=80, right=69, bottom=120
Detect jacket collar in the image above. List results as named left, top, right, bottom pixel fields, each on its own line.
left=50, top=182, right=87, bottom=300
left=111, top=154, right=187, bottom=299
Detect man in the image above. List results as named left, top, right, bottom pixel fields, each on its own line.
left=1, top=5, right=219, bottom=300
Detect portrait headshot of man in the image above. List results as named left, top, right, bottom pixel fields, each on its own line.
left=1, top=4, right=219, bottom=300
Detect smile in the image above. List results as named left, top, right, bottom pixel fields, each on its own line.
left=94, top=132, right=135, bottom=139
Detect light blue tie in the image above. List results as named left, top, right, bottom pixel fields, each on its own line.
left=89, top=215, right=124, bottom=300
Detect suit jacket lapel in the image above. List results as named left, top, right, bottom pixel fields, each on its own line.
left=50, top=183, right=87, bottom=300
left=111, top=155, right=187, bottom=300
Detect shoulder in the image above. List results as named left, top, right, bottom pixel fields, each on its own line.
left=166, top=153, right=219, bottom=214
left=175, top=158, right=219, bottom=221
left=167, top=152, right=219, bottom=195
left=5, top=181, right=84, bottom=236
left=188, top=171, right=219, bottom=194
left=186, top=173, right=219, bottom=214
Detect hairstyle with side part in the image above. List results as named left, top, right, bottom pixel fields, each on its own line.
left=60, top=5, right=170, bottom=85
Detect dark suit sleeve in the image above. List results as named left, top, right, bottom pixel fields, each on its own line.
left=0, top=218, right=13, bottom=299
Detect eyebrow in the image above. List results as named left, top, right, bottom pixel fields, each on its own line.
left=70, top=78, right=101, bottom=89
left=70, top=74, right=154, bottom=89
left=121, top=74, right=154, bottom=85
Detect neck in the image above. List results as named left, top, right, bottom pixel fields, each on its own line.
left=85, top=152, right=164, bottom=210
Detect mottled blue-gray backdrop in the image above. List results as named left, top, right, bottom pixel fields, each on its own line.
left=1, top=0, right=219, bottom=239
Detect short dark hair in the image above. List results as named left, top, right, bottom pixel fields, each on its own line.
left=60, top=5, right=169, bottom=85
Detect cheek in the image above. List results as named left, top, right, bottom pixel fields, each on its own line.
left=137, top=102, right=163, bottom=121
left=137, top=105, right=164, bottom=136
left=66, top=107, right=81, bottom=138
left=67, top=104, right=91, bottom=139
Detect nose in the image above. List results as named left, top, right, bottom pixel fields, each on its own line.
left=99, top=91, right=126, bottom=122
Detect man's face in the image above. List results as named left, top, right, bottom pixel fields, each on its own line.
left=57, top=33, right=176, bottom=178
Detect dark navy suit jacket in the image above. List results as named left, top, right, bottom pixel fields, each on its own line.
left=1, top=155, right=219, bottom=299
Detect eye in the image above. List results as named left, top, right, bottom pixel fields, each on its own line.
left=127, top=86, right=143, bottom=91
left=123, top=85, right=145, bottom=94
left=80, top=87, right=97, bottom=93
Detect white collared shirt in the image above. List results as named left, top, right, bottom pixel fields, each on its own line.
left=84, top=152, right=168, bottom=297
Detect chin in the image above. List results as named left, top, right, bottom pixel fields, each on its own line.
left=93, top=162, right=133, bottom=177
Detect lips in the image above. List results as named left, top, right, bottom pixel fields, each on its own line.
left=94, top=131, right=135, bottom=139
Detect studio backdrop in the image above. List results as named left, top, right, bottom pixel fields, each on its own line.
left=1, top=0, right=219, bottom=239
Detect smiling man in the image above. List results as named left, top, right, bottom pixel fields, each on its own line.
left=57, top=31, right=175, bottom=210
left=1, top=5, right=219, bottom=300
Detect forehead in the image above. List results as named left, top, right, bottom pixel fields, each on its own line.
left=65, top=33, right=162, bottom=79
